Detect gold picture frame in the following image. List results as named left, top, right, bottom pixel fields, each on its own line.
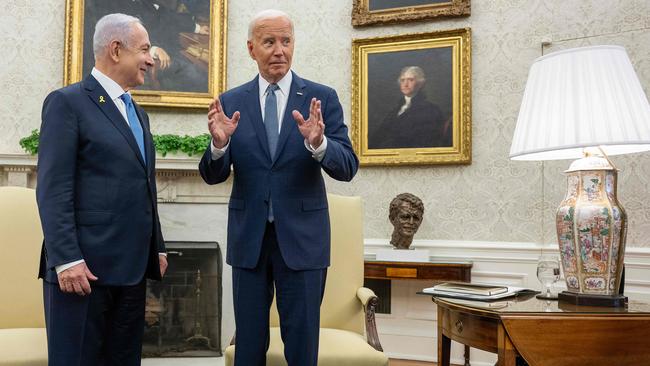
left=351, top=28, right=471, bottom=166
left=63, top=0, right=227, bottom=108
left=352, top=0, right=470, bottom=27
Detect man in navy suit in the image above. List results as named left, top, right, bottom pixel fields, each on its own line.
left=199, top=9, right=359, bottom=366
left=37, top=13, right=167, bottom=365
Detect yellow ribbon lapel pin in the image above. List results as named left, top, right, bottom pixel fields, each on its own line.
left=99, top=96, right=106, bottom=103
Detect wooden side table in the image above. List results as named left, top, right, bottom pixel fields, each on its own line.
left=434, top=295, right=650, bottom=366
left=364, top=259, right=473, bottom=365
left=364, top=260, right=472, bottom=282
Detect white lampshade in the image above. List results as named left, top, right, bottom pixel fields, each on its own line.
left=510, top=45, right=650, bottom=161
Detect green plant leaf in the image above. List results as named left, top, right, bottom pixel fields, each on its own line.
left=19, top=129, right=40, bottom=155
left=21, top=130, right=210, bottom=157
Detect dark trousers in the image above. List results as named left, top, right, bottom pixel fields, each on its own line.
left=43, top=279, right=146, bottom=366
left=232, top=223, right=327, bottom=366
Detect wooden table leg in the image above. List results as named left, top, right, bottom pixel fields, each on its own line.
left=438, top=307, right=451, bottom=366
left=464, top=345, right=471, bottom=366
left=497, top=323, right=517, bottom=366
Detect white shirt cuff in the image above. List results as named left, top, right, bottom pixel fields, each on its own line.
left=194, top=23, right=201, bottom=33
left=55, top=259, right=85, bottom=274
left=159, top=252, right=167, bottom=257
left=210, top=139, right=229, bottom=160
left=304, top=136, right=327, bottom=162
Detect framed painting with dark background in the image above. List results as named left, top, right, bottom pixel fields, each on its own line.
left=352, top=0, right=470, bottom=26
left=351, top=28, right=472, bottom=165
left=63, top=0, right=226, bottom=108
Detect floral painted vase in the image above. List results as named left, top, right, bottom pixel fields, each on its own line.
left=556, top=156, right=627, bottom=295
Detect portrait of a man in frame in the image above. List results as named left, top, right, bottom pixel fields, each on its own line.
left=367, top=46, right=453, bottom=150
left=82, top=0, right=211, bottom=93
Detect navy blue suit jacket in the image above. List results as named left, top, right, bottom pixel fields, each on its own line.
left=199, top=73, right=359, bottom=270
left=37, top=75, right=165, bottom=286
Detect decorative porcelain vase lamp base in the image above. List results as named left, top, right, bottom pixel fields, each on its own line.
left=510, top=46, right=650, bottom=307
left=556, top=152, right=627, bottom=306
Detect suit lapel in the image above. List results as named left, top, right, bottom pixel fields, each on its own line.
left=274, top=72, right=307, bottom=164
left=83, top=75, right=146, bottom=169
left=244, top=76, right=272, bottom=161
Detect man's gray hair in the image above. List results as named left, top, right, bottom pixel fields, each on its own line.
left=398, top=66, right=426, bottom=84
left=247, top=9, right=293, bottom=40
left=93, top=13, right=142, bottom=58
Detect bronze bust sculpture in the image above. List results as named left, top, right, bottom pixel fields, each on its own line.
left=389, top=193, right=424, bottom=250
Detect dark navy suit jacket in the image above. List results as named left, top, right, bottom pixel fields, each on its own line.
left=37, top=75, right=165, bottom=286
left=199, top=72, right=359, bottom=270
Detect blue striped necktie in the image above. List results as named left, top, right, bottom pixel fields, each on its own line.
left=119, top=93, right=146, bottom=164
left=264, top=84, right=280, bottom=221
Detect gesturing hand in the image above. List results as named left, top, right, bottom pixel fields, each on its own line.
left=57, top=262, right=98, bottom=296
left=208, top=97, right=240, bottom=148
left=293, top=98, right=325, bottom=148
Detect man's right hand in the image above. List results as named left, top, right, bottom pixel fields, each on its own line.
left=208, top=97, right=240, bottom=149
left=57, top=262, right=98, bottom=296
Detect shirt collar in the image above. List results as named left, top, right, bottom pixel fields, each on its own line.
left=404, top=95, right=413, bottom=103
left=258, top=71, right=293, bottom=98
left=91, top=67, right=129, bottom=101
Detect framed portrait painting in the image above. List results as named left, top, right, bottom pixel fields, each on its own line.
left=351, top=28, right=471, bottom=165
left=63, top=0, right=227, bottom=108
left=352, top=0, right=470, bottom=26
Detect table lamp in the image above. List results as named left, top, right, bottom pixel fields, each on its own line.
left=510, top=45, right=650, bottom=307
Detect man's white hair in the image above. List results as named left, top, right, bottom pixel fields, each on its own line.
left=93, top=13, right=142, bottom=58
left=398, top=66, right=426, bottom=84
left=247, top=9, right=293, bottom=40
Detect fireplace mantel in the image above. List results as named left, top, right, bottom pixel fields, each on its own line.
left=0, top=153, right=231, bottom=204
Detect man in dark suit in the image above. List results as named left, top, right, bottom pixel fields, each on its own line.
left=369, top=66, right=452, bottom=149
left=37, top=13, right=167, bottom=365
left=198, top=9, right=359, bottom=366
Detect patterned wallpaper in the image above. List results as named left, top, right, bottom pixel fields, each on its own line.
left=2, top=0, right=649, bottom=246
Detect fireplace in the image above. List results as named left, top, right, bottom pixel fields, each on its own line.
left=142, top=241, right=222, bottom=357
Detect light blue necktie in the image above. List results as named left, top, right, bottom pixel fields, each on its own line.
left=119, top=93, right=146, bottom=164
left=264, top=84, right=280, bottom=159
left=264, top=84, right=280, bottom=221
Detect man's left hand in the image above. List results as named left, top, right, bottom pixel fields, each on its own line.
left=159, top=254, right=168, bottom=277
left=293, top=98, right=325, bottom=148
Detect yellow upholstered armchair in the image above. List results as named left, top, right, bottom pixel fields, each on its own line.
left=225, top=194, right=388, bottom=366
left=0, top=187, right=48, bottom=366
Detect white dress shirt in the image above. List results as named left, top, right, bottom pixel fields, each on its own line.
left=55, top=68, right=165, bottom=274
left=211, top=71, right=327, bottom=161
left=92, top=67, right=132, bottom=126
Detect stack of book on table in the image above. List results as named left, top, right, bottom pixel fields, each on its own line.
left=422, top=281, right=535, bottom=301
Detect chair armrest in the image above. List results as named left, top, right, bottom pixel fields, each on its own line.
left=356, top=287, right=383, bottom=352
